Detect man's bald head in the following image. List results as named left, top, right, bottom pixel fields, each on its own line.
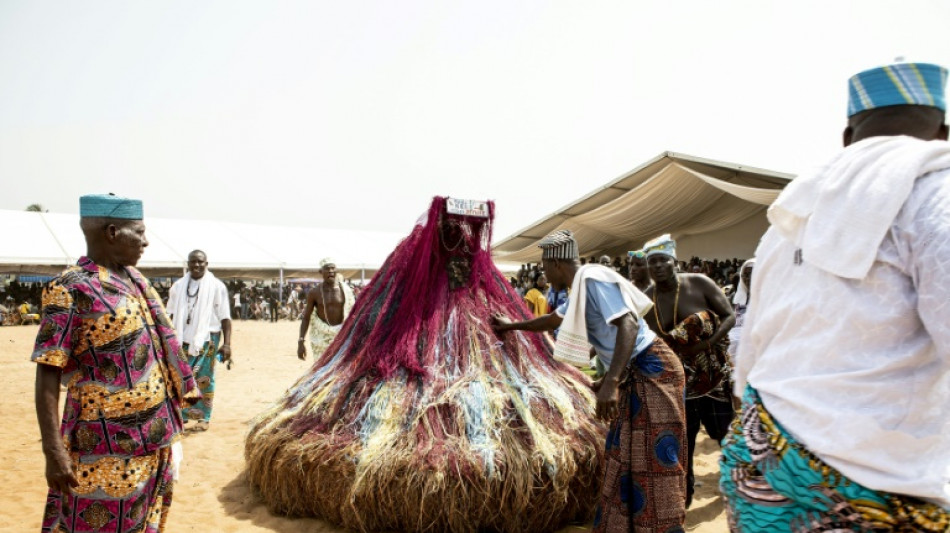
left=845, top=105, right=948, bottom=146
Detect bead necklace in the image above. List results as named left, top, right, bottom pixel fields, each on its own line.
left=186, top=278, right=200, bottom=325
left=320, top=281, right=338, bottom=323
left=652, top=277, right=680, bottom=336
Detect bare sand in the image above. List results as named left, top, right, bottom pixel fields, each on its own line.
left=0, top=320, right=727, bottom=532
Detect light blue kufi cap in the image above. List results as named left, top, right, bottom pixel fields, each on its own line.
left=643, top=234, right=676, bottom=259
left=847, top=62, right=947, bottom=117
left=79, top=193, right=144, bottom=219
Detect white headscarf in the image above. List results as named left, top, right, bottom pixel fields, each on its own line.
left=732, top=259, right=756, bottom=305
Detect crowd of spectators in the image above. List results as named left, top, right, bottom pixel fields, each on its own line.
left=509, top=255, right=747, bottom=305
left=6, top=255, right=741, bottom=326
left=150, top=278, right=366, bottom=322
left=1, top=276, right=368, bottom=327
left=223, top=279, right=365, bottom=322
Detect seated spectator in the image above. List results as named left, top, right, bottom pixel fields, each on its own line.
left=19, top=301, right=40, bottom=325
left=250, top=298, right=263, bottom=320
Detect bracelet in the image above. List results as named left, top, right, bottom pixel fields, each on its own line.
left=298, top=337, right=305, bottom=342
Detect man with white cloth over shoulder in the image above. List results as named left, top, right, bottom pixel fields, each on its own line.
left=493, top=230, right=687, bottom=533
left=720, top=61, right=950, bottom=531
left=167, top=249, right=232, bottom=431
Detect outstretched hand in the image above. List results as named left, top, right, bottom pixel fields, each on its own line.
left=490, top=313, right=511, bottom=335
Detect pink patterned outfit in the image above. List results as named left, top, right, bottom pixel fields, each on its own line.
left=31, top=257, right=199, bottom=532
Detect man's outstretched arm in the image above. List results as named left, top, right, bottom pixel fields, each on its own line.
left=491, top=311, right=563, bottom=334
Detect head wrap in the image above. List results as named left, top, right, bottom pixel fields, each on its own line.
left=732, top=258, right=756, bottom=305
left=319, top=257, right=336, bottom=269
left=847, top=62, right=947, bottom=117
left=627, top=250, right=646, bottom=259
left=79, top=193, right=143, bottom=219
left=538, top=230, right=579, bottom=260
left=643, top=234, right=676, bottom=259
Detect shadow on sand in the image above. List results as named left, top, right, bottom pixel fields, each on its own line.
left=217, top=470, right=359, bottom=533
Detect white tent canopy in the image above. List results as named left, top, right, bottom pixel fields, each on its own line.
left=492, top=152, right=794, bottom=263
left=0, top=210, right=405, bottom=279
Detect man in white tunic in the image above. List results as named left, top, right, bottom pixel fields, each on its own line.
left=720, top=62, right=950, bottom=531
left=167, top=250, right=232, bottom=430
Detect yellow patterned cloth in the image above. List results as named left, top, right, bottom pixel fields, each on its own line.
left=42, top=444, right=176, bottom=532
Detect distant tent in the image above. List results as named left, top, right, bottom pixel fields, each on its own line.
left=492, top=152, right=794, bottom=262
left=0, top=209, right=405, bottom=279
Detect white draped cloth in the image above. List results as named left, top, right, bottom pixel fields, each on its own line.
left=727, top=258, right=755, bottom=359
left=737, top=136, right=950, bottom=508
left=553, top=264, right=653, bottom=367
left=167, top=271, right=230, bottom=355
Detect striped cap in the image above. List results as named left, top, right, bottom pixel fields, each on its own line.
left=538, top=230, right=579, bottom=260
left=848, top=62, right=947, bottom=117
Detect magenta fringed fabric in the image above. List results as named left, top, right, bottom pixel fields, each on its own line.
left=246, top=197, right=604, bottom=532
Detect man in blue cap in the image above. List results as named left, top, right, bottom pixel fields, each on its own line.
left=720, top=63, right=950, bottom=530
left=32, top=194, right=199, bottom=532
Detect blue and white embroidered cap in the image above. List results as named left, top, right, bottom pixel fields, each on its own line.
left=643, top=234, right=676, bottom=259
left=847, top=62, right=947, bottom=117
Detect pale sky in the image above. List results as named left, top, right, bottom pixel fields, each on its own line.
left=2, top=1, right=948, bottom=240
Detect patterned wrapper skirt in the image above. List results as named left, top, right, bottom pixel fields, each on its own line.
left=593, top=339, right=688, bottom=533
left=41, top=446, right=175, bottom=532
left=181, top=332, right=220, bottom=423
left=720, top=386, right=949, bottom=532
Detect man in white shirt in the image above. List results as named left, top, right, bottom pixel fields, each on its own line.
left=232, top=290, right=242, bottom=319
left=720, top=62, right=950, bottom=530
left=287, top=285, right=300, bottom=319
left=167, top=250, right=232, bottom=431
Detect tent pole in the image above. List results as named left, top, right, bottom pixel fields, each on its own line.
left=279, top=266, right=284, bottom=304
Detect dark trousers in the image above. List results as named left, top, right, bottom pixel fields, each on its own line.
left=685, top=395, right=734, bottom=505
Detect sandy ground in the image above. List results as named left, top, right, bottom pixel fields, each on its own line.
left=0, top=320, right=727, bottom=532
